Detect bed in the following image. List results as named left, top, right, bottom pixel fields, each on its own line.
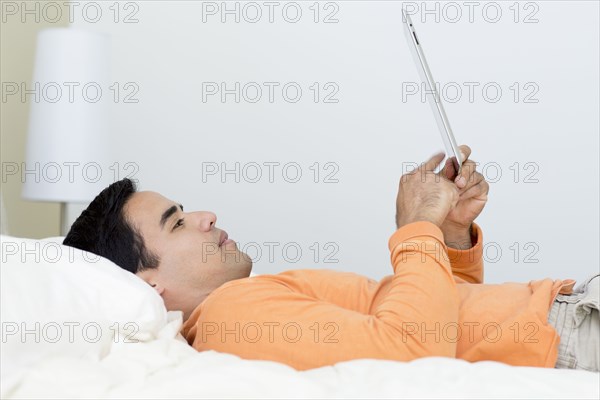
left=1, top=234, right=598, bottom=399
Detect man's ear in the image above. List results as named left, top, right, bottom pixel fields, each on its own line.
left=150, top=283, right=165, bottom=296
left=136, top=269, right=165, bottom=296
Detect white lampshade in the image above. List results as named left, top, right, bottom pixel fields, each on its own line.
left=22, top=28, right=110, bottom=203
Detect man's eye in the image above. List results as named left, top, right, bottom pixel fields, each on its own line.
left=173, top=218, right=184, bottom=231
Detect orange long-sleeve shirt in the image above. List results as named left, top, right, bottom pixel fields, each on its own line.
left=182, top=221, right=576, bottom=370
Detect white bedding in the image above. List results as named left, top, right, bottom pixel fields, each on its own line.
left=1, top=234, right=599, bottom=399
left=3, top=312, right=599, bottom=399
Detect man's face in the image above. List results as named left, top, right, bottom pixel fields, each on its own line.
left=124, top=191, right=253, bottom=319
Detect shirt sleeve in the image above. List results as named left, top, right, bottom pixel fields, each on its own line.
left=446, top=222, right=484, bottom=284
left=185, top=221, right=461, bottom=370
left=268, top=223, right=485, bottom=308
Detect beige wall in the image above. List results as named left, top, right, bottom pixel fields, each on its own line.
left=0, top=12, right=68, bottom=238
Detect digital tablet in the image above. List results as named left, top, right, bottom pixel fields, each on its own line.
left=402, top=9, right=463, bottom=179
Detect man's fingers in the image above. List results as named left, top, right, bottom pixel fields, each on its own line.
left=421, top=151, right=446, bottom=173
left=440, top=144, right=471, bottom=181
left=459, top=177, right=490, bottom=200
left=457, top=144, right=471, bottom=163
left=441, top=157, right=458, bottom=180
left=455, top=159, right=478, bottom=189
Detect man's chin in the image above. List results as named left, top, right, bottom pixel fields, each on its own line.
left=240, top=252, right=253, bottom=277
left=225, top=250, right=253, bottom=277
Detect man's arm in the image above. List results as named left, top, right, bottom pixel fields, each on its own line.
left=445, top=222, right=484, bottom=284
left=437, top=144, right=489, bottom=284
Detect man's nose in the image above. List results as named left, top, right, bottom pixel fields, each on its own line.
left=190, top=211, right=217, bottom=231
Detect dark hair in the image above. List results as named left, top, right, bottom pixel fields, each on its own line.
left=63, top=178, right=159, bottom=274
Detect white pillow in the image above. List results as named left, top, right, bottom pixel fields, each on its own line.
left=0, top=234, right=171, bottom=383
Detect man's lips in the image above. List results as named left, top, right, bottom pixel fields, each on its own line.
left=218, top=231, right=229, bottom=247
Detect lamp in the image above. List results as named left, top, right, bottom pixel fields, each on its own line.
left=22, top=28, right=110, bottom=236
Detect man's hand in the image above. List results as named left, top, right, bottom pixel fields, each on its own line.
left=395, top=152, right=461, bottom=229
left=439, top=145, right=490, bottom=249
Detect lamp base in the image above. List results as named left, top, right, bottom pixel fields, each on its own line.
left=60, top=203, right=68, bottom=236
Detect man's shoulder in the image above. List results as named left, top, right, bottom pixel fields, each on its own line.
left=207, top=269, right=372, bottom=306
left=249, top=268, right=352, bottom=279
left=250, top=268, right=365, bottom=284
left=209, top=268, right=362, bottom=298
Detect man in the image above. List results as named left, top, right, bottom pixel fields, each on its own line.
left=64, top=146, right=599, bottom=372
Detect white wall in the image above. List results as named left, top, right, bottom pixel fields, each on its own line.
left=70, top=1, right=599, bottom=284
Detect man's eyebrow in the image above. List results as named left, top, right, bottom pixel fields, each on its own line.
left=159, top=204, right=184, bottom=230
